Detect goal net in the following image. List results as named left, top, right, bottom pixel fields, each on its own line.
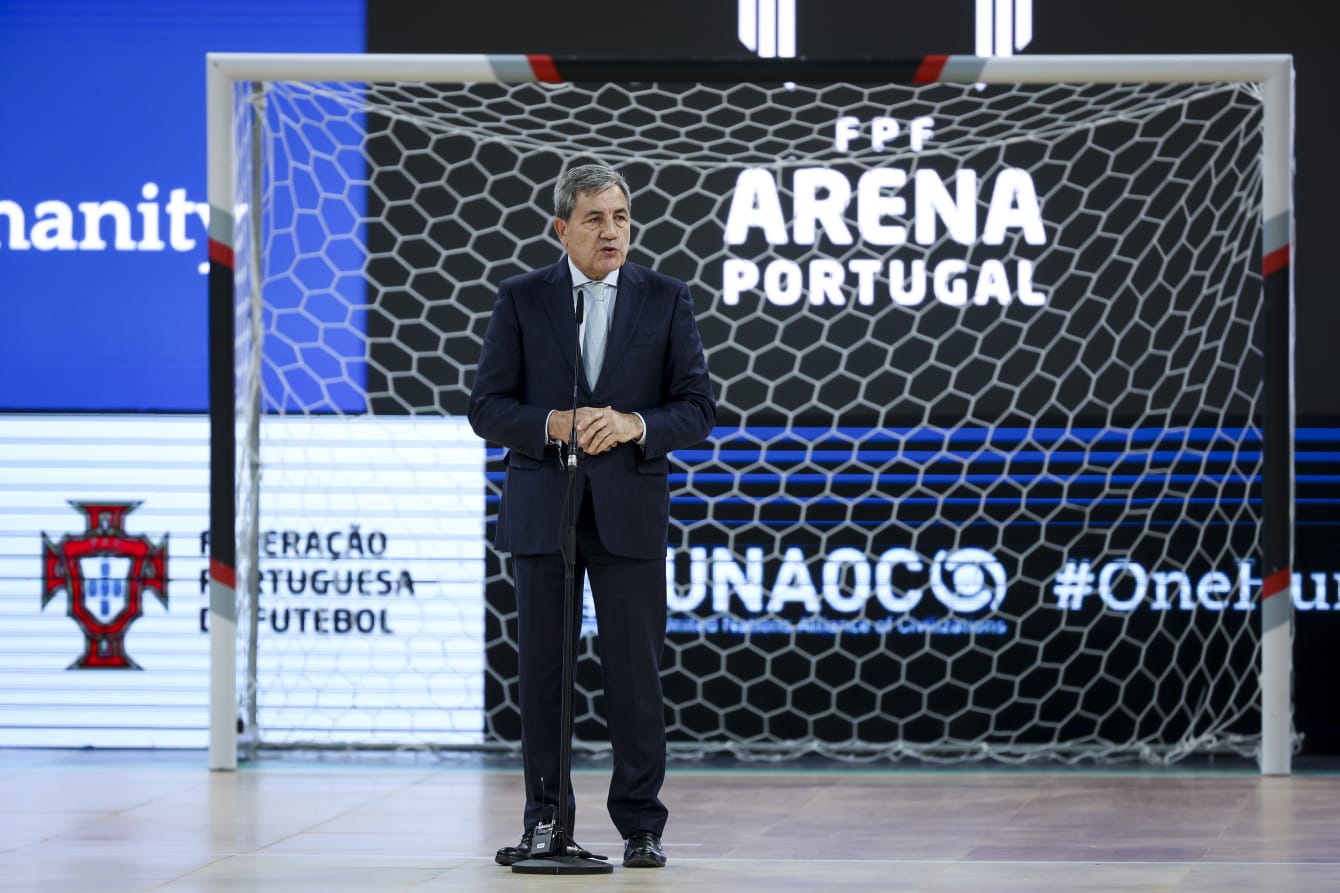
left=206, top=55, right=1295, bottom=769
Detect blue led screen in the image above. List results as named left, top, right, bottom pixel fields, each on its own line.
left=0, top=0, right=364, bottom=412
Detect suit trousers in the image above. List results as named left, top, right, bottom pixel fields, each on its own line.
left=512, top=486, right=670, bottom=840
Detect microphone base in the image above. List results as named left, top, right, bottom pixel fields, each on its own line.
left=511, top=855, right=614, bottom=875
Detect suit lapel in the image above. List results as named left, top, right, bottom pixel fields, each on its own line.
left=540, top=260, right=579, bottom=381
left=595, top=263, right=646, bottom=392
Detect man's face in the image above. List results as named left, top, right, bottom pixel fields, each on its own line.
left=554, top=185, right=630, bottom=280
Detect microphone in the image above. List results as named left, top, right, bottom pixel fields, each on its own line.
left=567, top=290, right=584, bottom=470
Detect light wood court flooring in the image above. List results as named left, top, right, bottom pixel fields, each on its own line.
left=1, top=749, right=1337, bottom=892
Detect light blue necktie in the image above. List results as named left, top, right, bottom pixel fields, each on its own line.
left=582, top=282, right=609, bottom=386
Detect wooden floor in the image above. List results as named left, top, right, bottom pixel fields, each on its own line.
left=1, top=749, right=1338, bottom=892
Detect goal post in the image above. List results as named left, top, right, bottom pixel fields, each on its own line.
left=205, top=53, right=1295, bottom=773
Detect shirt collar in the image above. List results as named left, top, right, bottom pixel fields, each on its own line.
left=567, top=258, right=619, bottom=293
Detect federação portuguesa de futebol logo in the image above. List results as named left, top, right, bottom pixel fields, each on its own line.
left=41, top=501, right=168, bottom=669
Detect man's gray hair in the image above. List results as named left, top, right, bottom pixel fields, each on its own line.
left=553, top=164, right=631, bottom=221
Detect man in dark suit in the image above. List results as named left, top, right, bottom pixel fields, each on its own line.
left=468, top=163, right=715, bottom=869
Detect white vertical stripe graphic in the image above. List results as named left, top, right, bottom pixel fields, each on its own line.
left=994, top=0, right=1014, bottom=56
left=738, top=0, right=796, bottom=59
left=777, top=0, right=796, bottom=57
left=739, top=1, right=1029, bottom=60
left=759, top=0, right=777, bottom=58
left=977, top=0, right=1034, bottom=57
left=975, top=0, right=994, bottom=57
left=741, top=2, right=1034, bottom=60
left=0, top=415, right=487, bottom=748
left=1014, top=0, right=1033, bottom=51
left=738, top=0, right=757, bottom=51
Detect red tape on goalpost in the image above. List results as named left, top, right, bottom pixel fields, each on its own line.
left=1263, top=567, right=1292, bottom=600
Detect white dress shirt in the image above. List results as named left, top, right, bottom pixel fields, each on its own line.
left=545, top=259, right=646, bottom=448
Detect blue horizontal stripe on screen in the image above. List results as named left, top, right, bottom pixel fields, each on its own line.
left=485, top=449, right=1270, bottom=464
left=673, top=449, right=1270, bottom=463
left=483, top=493, right=1263, bottom=506
left=675, top=469, right=1323, bottom=482
left=485, top=427, right=1333, bottom=454
left=704, top=426, right=1264, bottom=443
left=489, top=472, right=1267, bottom=487
left=706, top=426, right=1244, bottom=438
left=668, top=518, right=1254, bottom=528
left=672, top=473, right=1260, bottom=486
left=483, top=427, right=1337, bottom=519
left=484, top=451, right=1277, bottom=467
left=479, top=469, right=1264, bottom=482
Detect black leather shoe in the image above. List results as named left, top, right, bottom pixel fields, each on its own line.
left=622, top=830, right=666, bottom=868
left=495, top=829, right=533, bottom=866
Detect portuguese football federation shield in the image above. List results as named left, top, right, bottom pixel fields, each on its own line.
left=41, top=501, right=168, bottom=669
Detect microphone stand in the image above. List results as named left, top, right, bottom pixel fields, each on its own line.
left=513, top=288, right=612, bottom=876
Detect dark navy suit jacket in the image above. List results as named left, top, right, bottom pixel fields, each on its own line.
left=468, top=258, right=715, bottom=559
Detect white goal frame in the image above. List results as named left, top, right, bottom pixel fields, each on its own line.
left=204, top=52, right=1296, bottom=774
